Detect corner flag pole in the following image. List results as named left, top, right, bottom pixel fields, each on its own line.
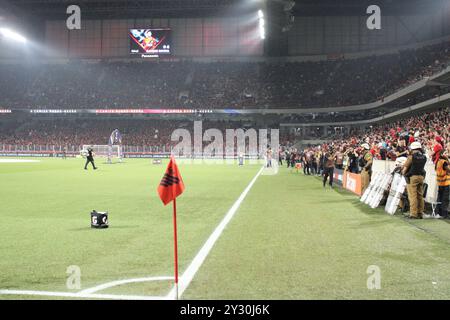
left=173, top=198, right=179, bottom=300
left=157, top=155, right=184, bottom=300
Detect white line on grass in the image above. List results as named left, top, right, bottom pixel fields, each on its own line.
left=0, top=289, right=166, bottom=300
left=167, top=166, right=264, bottom=299
left=0, top=276, right=173, bottom=300
left=0, top=159, right=40, bottom=163
left=79, top=276, right=173, bottom=294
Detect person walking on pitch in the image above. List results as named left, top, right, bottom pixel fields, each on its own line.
left=84, top=147, right=98, bottom=170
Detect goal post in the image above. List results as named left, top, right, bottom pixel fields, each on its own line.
left=81, top=145, right=122, bottom=162
left=81, top=128, right=125, bottom=163
left=81, top=129, right=124, bottom=163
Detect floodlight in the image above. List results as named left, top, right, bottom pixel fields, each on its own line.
left=0, top=27, right=27, bottom=43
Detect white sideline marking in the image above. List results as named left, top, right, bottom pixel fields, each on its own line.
left=0, top=159, right=40, bottom=163
left=167, top=166, right=264, bottom=299
left=79, top=276, right=173, bottom=294
left=0, top=290, right=165, bottom=300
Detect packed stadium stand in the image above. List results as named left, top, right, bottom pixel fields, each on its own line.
left=320, top=106, right=449, bottom=156
left=0, top=106, right=448, bottom=159
left=0, top=118, right=295, bottom=153
left=0, top=41, right=448, bottom=110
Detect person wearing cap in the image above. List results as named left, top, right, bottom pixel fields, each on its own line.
left=360, top=143, right=373, bottom=193
left=435, top=142, right=449, bottom=219
left=402, top=141, right=427, bottom=219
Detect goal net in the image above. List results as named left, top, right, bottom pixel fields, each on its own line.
left=81, top=145, right=122, bottom=163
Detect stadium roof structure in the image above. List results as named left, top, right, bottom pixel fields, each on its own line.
left=292, top=0, right=446, bottom=16
left=2, top=0, right=446, bottom=20
left=2, top=0, right=260, bottom=19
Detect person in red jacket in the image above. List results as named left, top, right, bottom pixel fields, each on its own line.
left=432, top=136, right=444, bottom=164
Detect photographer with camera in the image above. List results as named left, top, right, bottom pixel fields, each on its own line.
left=402, top=142, right=427, bottom=219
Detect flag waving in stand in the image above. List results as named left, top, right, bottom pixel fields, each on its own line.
left=157, top=155, right=185, bottom=299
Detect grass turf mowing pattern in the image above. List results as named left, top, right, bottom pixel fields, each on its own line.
left=183, top=169, right=450, bottom=300
left=0, top=158, right=260, bottom=298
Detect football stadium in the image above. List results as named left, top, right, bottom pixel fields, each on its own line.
left=0, top=0, right=450, bottom=306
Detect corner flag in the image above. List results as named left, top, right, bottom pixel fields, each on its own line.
left=158, top=156, right=185, bottom=205
left=157, top=155, right=185, bottom=300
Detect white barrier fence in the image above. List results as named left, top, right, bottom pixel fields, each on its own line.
left=372, top=159, right=438, bottom=204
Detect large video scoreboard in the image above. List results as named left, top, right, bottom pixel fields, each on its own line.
left=129, top=29, right=172, bottom=57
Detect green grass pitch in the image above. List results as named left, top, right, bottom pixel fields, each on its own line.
left=1, top=157, right=450, bottom=300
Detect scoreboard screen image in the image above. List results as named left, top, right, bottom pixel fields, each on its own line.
left=129, top=29, right=172, bottom=55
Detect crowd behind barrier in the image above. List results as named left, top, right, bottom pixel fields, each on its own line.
left=281, top=106, right=449, bottom=211
left=0, top=119, right=294, bottom=152
left=0, top=106, right=448, bottom=163
left=319, top=106, right=449, bottom=160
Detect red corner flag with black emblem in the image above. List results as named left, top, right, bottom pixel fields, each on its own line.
left=158, top=156, right=185, bottom=205
left=157, top=155, right=185, bottom=300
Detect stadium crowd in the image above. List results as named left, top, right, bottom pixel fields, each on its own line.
left=0, top=118, right=288, bottom=152
left=0, top=41, right=448, bottom=110
left=0, top=119, right=186, bottom=151
left=287, top=107, right=449, bottom=174
left=279, top=84, right=450, bottom=125
left=191, top=42, right=449, bottom=109
left=0, top=106, right=447, bottom=159
left=282, top=106, right=449, bottom=218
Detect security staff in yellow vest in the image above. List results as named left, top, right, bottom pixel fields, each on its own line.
left=402, top=141, right=427, bottom=219
left=436, top=152, right=450, bottom=218
left=360, top=143, right=373, bottom=193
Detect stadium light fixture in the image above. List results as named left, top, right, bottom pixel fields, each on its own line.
left=0, top=27, right=27, bottom=43
left=258, top=10, right=265, bottom=40
left=258, top=9, right=264, bottom=19
left=260, top=21, right=265, bottom=39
